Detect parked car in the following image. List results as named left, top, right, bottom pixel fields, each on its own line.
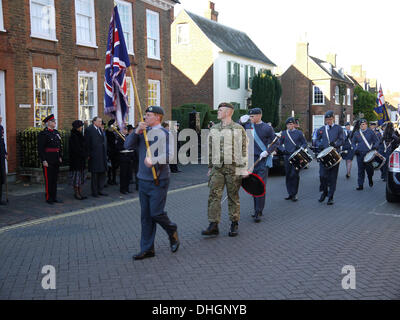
left=386, top=146, right=400, bottom=202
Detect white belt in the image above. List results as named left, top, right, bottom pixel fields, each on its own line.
left=120, top=150, right=134, bottom=153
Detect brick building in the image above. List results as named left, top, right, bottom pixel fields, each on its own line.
left=280, top=42, right=354, bottom=139
left=171, top=1, right=275, bottom=110
left=0, top=0, right=179, bottom=177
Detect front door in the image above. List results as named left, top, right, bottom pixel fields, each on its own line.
left=0, top=70, right=7, bottom=173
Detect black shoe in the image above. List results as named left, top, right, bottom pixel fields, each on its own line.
left=356, top=186, right=363, bottom=190
left=318, top=193, right=327, bottom=202
left=346, top=174, right=350, bottom=179
left=201, top=222, right=219, bottom=236
left=228, top=221, right=239, bottom=237
left=285, top=195, right=292, bottom=200
left=120, top=191, right=128, bottom=195
left=80, top=195, right=88, bottom=200
left=291, top=195, right=298, bottom=202
left=98, top=192, right=108, bottom=196
left=254, top=212, right=261, bottom=223
left=133, top=250, right=155, bottom=260
left=53, top=199, right=63, bottom=203
left=369, top=179, right=373, bottom=187
left=327, top=197, right=334, bottom=205
left=169, top=231, right=180, bottom=253
left=46, top=200, right=54, bottom=205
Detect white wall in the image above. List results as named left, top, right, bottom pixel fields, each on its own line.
left=212, top=50, right=274, bottom=110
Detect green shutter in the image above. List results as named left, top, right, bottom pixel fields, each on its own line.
left=236, top=63, right=240, bottom=89
left=227, top=61, right=232, bottom=88
left=245, top=65, right=248, bottom=90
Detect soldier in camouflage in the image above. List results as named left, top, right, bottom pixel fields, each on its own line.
left=202, top=102, right=248, bottom=237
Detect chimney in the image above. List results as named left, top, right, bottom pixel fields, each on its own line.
left=351, top=65, right=363, bottom=78
left=326, top=53, right=336, bottom=68
left=295, top=42, right=309, bottom=72
left=204, top=1, right=218, bottom=22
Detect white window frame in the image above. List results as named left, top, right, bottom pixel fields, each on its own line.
left=346, top=114, right=350, bottom=123
left=30, top=0, right=57, bottom=41
left=0, top=0, right=5, bottom=32
left=335, top=85, right=340, bottom=105
left=312, top=115, right=324, bottom=133
left=347, top=88, right=351, bottom=105
left=78, top=71, right=98, bottom=123
left=146, top=9, right=160, bottom=60
left=125, top=77, right=135, bottom=125
left=115, top=0, right=134, bottom=55
left=335, top=114, right=339, bottom=124
left=312, top=85, right=325, bottom=105
left=177, top=23, right=189, bottom=45
left=33, top=67, right=57, bottom=128
left=74, top=0, right=97, bottom=48
left=148, top=79, right=160, bottom=107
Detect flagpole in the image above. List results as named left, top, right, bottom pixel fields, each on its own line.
left=128, top=66, right=159, bottom=185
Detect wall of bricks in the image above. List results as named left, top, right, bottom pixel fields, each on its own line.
left=1, top=0, right=176, bottom=173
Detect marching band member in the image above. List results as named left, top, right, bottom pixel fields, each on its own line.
left=316, top=111, right=344, bottom=205
left=278, top=117, right=307, bottom=202
left=342, top=122, right=354, bottom=178
left=351, top=119, right=379, bottom=190
left=241, top=108, right=278, bottom=222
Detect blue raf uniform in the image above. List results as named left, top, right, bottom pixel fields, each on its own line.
left=352, top=120, right=379, bottom=189
left=316, top=111, right=344, bottom=204
left=124, top=106, right=179, bottom=260
left=278, top=117, right=307, bottom=200
left=342, top=126, right=354, bottom=161
left=242, top=108, right=278, bottom=221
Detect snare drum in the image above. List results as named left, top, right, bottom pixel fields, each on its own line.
left=363, top=150, right=386, bottom=170
left=289, top=147, right=313, bottom=170
left=317, top=147, right=342, bottom=169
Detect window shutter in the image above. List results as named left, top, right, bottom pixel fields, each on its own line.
left=235, top=63, right=240, bottom=89
left=245, top=65, right=248, bottom=90
left=227, top=61, right=231, bottom=88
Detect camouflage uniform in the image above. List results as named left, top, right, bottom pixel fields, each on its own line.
left=207, top=121, right=248, bottom=223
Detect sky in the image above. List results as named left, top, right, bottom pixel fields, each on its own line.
left=174, top=0, right=400, bottom=95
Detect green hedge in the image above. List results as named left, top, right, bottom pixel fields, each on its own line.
left=17, top=127, right=70, bottom=168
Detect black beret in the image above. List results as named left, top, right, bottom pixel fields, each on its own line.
left=218, top=102, right=234, bottom=109
left=249, top=108, right=262, bottom=115
left=325, top=110, right=334, bottom=118
left=286, top=117, right=295, bottom=125
left=360, top=118, right=367, bottom=124
left=43, top=114, right=55, bottom=123
left=72, top=120, right=84, bottom=129
left=145, top=106, right=165, bottom=115
left=108, top=119, right=115, bottom=127
left=126, top=125, right=134, bottom=131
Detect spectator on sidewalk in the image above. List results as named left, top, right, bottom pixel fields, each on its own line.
left=85, top=116, right=108, bottom=198
left=69, top=120, right=88, bottom=200
left=0, top=115, right=8, bottom=205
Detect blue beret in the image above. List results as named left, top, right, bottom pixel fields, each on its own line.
left=360, top=118, right=367, bottom=124
left=325, top=110, right=334, bottom=118
left=345, top=122, right=351, bottom=126
left=249, top=108, right=262, bottom=115
left=286, top=117, right=295, bottom=125
left=145, top=106, right=164, bottom=115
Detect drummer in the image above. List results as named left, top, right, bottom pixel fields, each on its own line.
left=278, top=117, right=307, bottom=202
left=351, top=119, right=379, bottom=190
left=241, top=107, right=278, bottom=222
left=342, top=122, right=354, bottom=178
left=316, top=110, right=344, bottom=205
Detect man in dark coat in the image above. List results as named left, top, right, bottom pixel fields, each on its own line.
left=85, top=116, right=108, bottom=197
left=106, top=119, right=119, bottom=185
left=0, top=115, right=8, bottom=205
left=37, top=114, right=63, bottom=204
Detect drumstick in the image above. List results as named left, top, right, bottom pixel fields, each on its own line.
left=248, top=134, right=280, bottom=172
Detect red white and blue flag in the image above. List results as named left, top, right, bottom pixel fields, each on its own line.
left=374, top=85, right=390, bottom=125
left=104, top=6, right=130, bottom=129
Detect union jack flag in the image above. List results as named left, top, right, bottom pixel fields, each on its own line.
left=104, top=6, right=130, bottom=129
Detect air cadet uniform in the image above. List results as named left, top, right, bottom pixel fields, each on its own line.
left=316, top=111, right=344, bottom=205
left=124, top=106, right=179, bottom=260
left=37, top=114, right=63, bottom=204
left=352, top=119, right=379, bottom=190
left=202, top=103, right=248, bottom=236
left=242, top=107, right=278, bottom=222
left=278, top=117, right=307, bottom=202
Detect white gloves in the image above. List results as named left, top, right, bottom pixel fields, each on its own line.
left=260, top=151, right=269, bottom=159
left=240, top=115, right=250, bottom=124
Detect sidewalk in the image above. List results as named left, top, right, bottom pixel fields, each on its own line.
left=0, top=164, right=209, bottom=228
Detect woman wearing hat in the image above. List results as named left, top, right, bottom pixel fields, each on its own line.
left=69, top=120, right=88, bottom=200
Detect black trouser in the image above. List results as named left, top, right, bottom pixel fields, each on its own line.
left=107, top=156, right=120, bottom=183
left=284, top=155, right=300, bottom=197
left=120, top=153, right=133, bottom=192
left=319, top=162, right=339, bottom=198
left=43, top=163, right=59, bottom=201
left=91, top=172, right=106, bottom=195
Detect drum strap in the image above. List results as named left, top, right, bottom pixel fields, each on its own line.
left=325, top=126, right=330, bottom=144
left=359, top=130, right=372, bottom=150
left=286, top=130, right=296, bottom=146
left=251, top=123, right=273, bottom=168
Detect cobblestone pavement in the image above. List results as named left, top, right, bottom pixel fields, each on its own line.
left=0, top=160, right=400, bottom=300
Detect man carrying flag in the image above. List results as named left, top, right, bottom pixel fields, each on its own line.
left=374, top=85, right=390, bottom=126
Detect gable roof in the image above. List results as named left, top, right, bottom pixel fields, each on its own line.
left=186, top=11, right=276, bottom=66
left=309, top=56, right=352, bottom=84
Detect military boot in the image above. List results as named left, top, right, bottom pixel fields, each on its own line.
left=228, top=221, right=239, bottom=237
left=201, top=222, right=219, bottom=236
